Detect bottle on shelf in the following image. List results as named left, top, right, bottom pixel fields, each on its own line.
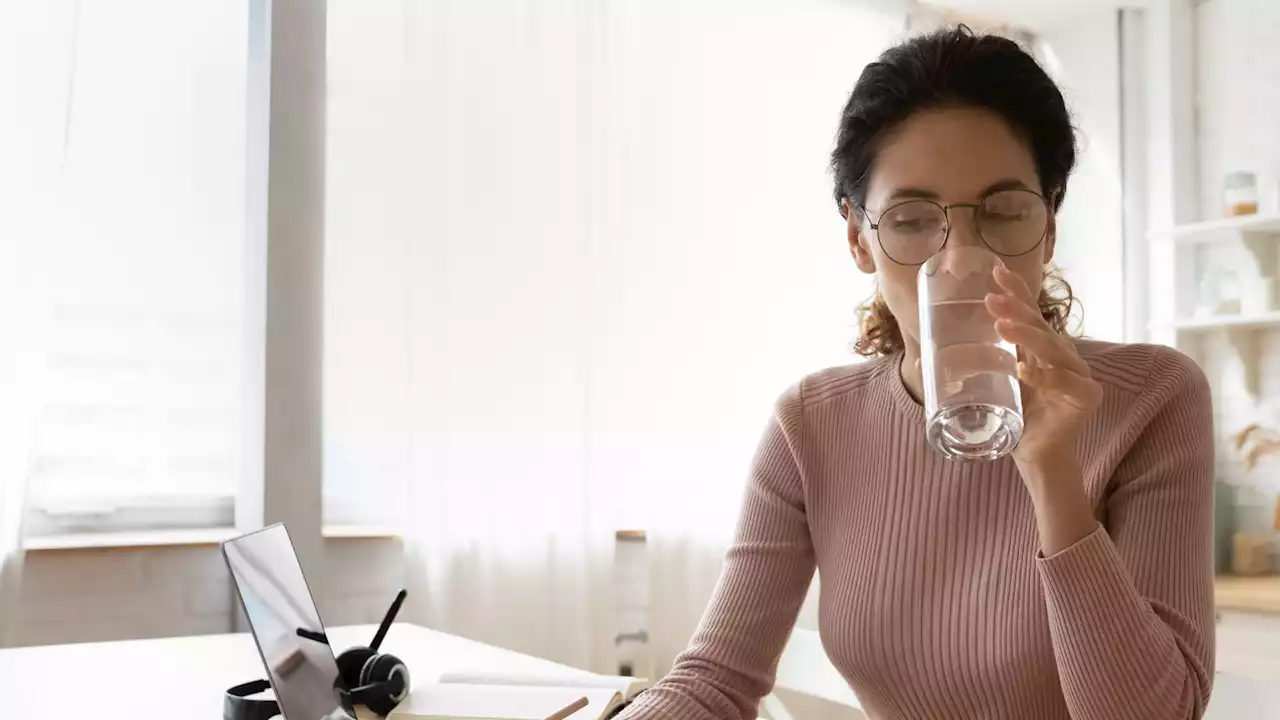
left=1195, top=263, right=1241, bottom=318
left=1224, top=171, right=1259, bottom=217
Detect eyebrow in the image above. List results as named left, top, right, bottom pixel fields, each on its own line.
left=979, top=178, right=1035, bottom=195
left=886, top=187, right=940, bottom=201
left=884, top=178, right=1035, bottom=203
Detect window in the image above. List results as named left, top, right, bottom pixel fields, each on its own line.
left=2, top=0, right=251, bottom=537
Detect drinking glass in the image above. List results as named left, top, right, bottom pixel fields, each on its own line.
left=918, top=246, right=1022, bottom=460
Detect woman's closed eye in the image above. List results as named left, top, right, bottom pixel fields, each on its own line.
left=889, top=215, right=944, bottom=234
left=979, top=207, right=1030, bottom=223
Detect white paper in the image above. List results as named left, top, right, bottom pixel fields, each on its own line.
left=438, top=670, right=633, bottom=695
left=390, top=683, right=601, bottom=720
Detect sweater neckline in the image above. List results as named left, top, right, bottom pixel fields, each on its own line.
left=878, top=351, right=926, bottom=422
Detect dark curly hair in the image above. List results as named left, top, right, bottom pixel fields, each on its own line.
left=830, top=25, right=1079, bottom=357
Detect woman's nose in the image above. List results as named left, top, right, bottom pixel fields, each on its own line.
left=945, top=207, right=984, bottom=250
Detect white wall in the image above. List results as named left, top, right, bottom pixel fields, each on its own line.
left=11, top=535, right=648, bottom=681
left=1039, top=11, right=1126, bottom=342
left=1193, top=0, right=1280, bottom=509
left=1197, top=0, right=1280, bottom=221
left=11, top=538, right=405, bottom=647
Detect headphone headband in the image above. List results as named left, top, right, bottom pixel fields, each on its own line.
left=223, top=679, right=280, bottom=720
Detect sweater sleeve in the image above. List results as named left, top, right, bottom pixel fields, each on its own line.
left=1035, top=347, right=1216, bottom=720
left=617, top=387, right=816, bottom=719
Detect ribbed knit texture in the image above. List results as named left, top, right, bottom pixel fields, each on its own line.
left=618, top=339, right=1216, bottom=720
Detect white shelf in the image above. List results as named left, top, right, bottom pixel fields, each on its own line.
left=1149, top=213, right=1280, bottom=243
left=1172, top=312, right=1280, bottom=331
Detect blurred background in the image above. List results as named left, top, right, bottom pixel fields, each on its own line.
left=0, top=0, right=1277, bottom=714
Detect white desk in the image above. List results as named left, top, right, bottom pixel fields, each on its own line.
left=2, top=624, right=1274, bottom=719
left=0, top=623, right=594, bottom=719
left=1207, top=672, right=1280, bottom=720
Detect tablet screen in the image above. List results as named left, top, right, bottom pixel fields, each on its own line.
left=223, top=524, right=347, bottom=720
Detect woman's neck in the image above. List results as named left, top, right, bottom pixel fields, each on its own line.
left=899, top=341, right=925, bottom=405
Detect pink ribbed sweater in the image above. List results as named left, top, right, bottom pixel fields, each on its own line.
left=620, top=339, right=1216, bottom=720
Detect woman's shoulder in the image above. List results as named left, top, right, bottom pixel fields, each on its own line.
left=1074, top=339, right=1213, bottom=490
left=1074, top=338, right=1212, bottom=444
left=1073, top=337, right=1208, bottom=398
left=771, top=354, right=899, bottom=419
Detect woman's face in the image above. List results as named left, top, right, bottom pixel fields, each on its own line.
left=843, top=106, right=1055, bottom=354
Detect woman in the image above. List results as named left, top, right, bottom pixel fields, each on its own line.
left=618, top=26, right=1215, bottom=720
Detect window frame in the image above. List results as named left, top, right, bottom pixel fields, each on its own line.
left=17, top=0, right=329, bottom=564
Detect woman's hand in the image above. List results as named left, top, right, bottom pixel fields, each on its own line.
left=985, top=264, right=1102, bottom=553
left=985, top=264, right=1102, bottom=470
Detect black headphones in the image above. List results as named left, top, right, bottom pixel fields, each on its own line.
left=223, top=679, right=285, bottom=720
left=334, top=589, right=412, bottom=716
left=334, top=646, right=410, bottom=716
left=225, top=590, right=411, bottom=720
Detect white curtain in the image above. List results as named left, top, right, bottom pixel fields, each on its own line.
left=0, top=315, right=41, bottom=648
left=0, top=259, right=45, bottom=649
left=327, top=0, right=617, bottom=671
left=325, top=0, right=900, bottom=673
left=614, top=0, right=906, bottom=678
left=398, top=0, right=619, bottom=672
left=0, top=2, right=75, bottom=647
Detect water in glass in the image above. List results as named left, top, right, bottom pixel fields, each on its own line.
left=918, top=248, right=1023, bottom=460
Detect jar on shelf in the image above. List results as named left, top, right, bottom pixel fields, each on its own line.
left=1224, top=171, right=1259, bottom=217
left=1195, top=265, right=1222, bottom=318
left=1197, top=263, right=1241, bottom=317
left=1218, top=269, right=1242, bottom=315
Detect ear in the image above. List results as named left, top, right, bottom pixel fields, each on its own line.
left=842, top=198, right=877, bottom=275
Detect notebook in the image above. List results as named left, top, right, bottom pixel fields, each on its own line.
left=436, top=671, right=649, bottom=705
left=388, top=672, right=650, bottom=720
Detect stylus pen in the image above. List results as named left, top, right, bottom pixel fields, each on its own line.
left=297, top=628, right=329, bottom=645
left=370, top=589, right=408, bottom=652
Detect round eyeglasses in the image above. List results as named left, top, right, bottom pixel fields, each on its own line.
left=862, top=189, right=1050, bottom=265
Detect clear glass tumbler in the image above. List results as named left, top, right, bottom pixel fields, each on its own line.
left=918, top=246, right=1023, bottom=460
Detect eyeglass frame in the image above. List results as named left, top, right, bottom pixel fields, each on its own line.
left=858, top=189, right=1052, bottom=266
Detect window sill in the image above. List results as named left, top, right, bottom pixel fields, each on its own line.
left=23, top=527, right=243, bottom=552
left=23, top=525, right=404, bottom=553
left=24, top=526, right=639, bottom=552
left=322, top=524, right=402, bottom=540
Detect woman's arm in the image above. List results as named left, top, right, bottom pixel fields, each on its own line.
left=1032, top=348, right=1216, bottom=720
left=618, top=387, right=816, bottom=719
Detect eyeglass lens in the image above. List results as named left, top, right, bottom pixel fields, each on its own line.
left=874, top=190, right=1048, bottom=265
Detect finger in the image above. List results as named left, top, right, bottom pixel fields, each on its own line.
left=985, top=290, right=1043, bottom=325
left=937, top=342, right=1019, bottom=385
left=996, top=319, right=1089, bottom=374
left=1017, top=361, right=1103, bottom=410
left=993, top=264, right=1038, bottom=308
left=998, top=319, right=1056, bottom=363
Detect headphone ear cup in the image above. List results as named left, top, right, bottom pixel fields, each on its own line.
left=336, top=646, right=374, bottom=690
left=360, top=653, right=410, bottom=716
